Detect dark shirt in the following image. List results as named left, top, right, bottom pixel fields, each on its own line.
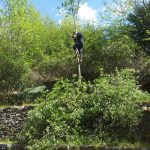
left=76, top=32, right=83, bottom=43
left=73, top=32, right=83, bottom=43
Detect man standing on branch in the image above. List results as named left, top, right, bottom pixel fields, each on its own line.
left=72, top=31, right=83, bottom=63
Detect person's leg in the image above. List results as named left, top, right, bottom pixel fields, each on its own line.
left=77, top=43, right=83, bottom=63
left=73, top=44, right=76, bottom=51
left=73, top=42, right=83, bottom=63
left=73, top=44, right=78, bottom=59
left=79, top=48, right=83, bottom=63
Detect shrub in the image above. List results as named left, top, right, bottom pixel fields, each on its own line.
left=0, top=51, right=31, bottom=96
left=22, top=69, right=150, bottom=149
left=138, top=58, right=150, bottom=92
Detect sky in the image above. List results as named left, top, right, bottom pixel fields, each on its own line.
left=31, top=0, right=107, bottom=24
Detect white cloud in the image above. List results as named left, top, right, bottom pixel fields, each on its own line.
left=58, top=19, right=62, bottom=24
left=78, top=3, right=97, bottom=24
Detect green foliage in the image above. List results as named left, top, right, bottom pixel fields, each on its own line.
left=0, top=0, right=45, bottom=95
left=22, top=69, right=149, bottom=149
left=127, top=1, right=150, bottom=54
left=0, top=49, right=31, bottom=94
left=18, top=86, right=47, bottom=102
left=0, top=0, right=149, bottom=106
left=138, top=57, right=150, bottom=88
left=0, top=1, right=149, bottom=148
left=0, top=0, right=139, bottom=94
left=82, top=24, right=136, bottom=73
left=102, top=0, right=134, bottom=24
left=36, top=17, right=76, bottom=80
left=59, top=0, right=86, bottom=16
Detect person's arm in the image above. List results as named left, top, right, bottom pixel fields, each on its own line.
left=72, top=32, right=77, bottom=42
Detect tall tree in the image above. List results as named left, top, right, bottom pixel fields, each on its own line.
left=59, top=0, right=86, bottom=32
left=59, top=0, right=86, bottom=83
left=127, top=0, right=150, bottom=54
left=102, top=0, right=134, bottom=25
left=0, top=0, right=44, bottom=94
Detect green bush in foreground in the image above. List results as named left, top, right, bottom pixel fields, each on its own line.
left=22, top=69, right=150, bottom=150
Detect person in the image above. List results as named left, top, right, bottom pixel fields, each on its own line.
left=72, top=32, right=83, bottom=63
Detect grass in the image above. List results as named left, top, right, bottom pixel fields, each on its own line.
left=60, top=140, right=150, bottom=149
left=0, top=103, right=38, bottom=111
left=56, top=136, right=150, bottom=149
left=0, top=139, right=17, bottom=144
left=0, top=104, right=13, bottom=109
left=108, top=140, right=150, bottom=148
left=1, top=139, right=150, bottom=149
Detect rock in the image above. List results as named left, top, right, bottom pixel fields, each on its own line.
left=12, top=144, right=26, bottom=150
left=0, top=144, right=8, bottom=150
left=80, top=145, right=95, bottom=150
left=0, top=106, right=34, bottom=139
left=44, top=80, right=57, bottom=91
left=69, top=146, right=79, bottom=150
left=56, top=145, right=68, bottom=150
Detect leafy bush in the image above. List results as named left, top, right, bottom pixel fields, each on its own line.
left=127, top=1, right=150, bottom=54
left=100, top=26, right=137, bottom=73
left=82, top=24, right=137, bottom=76
left=0, top=50, right=31, bottom=95
left=138, top=58, right=150, bottom=92
left=0, top=0, right=44, bottom=97
left=22, top=69, right=150, bottom=149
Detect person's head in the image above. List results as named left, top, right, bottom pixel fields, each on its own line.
left=72, top=32, right=76, bottom=39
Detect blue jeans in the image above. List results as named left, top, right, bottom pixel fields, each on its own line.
left=73, top=42, right=83, bottom=55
